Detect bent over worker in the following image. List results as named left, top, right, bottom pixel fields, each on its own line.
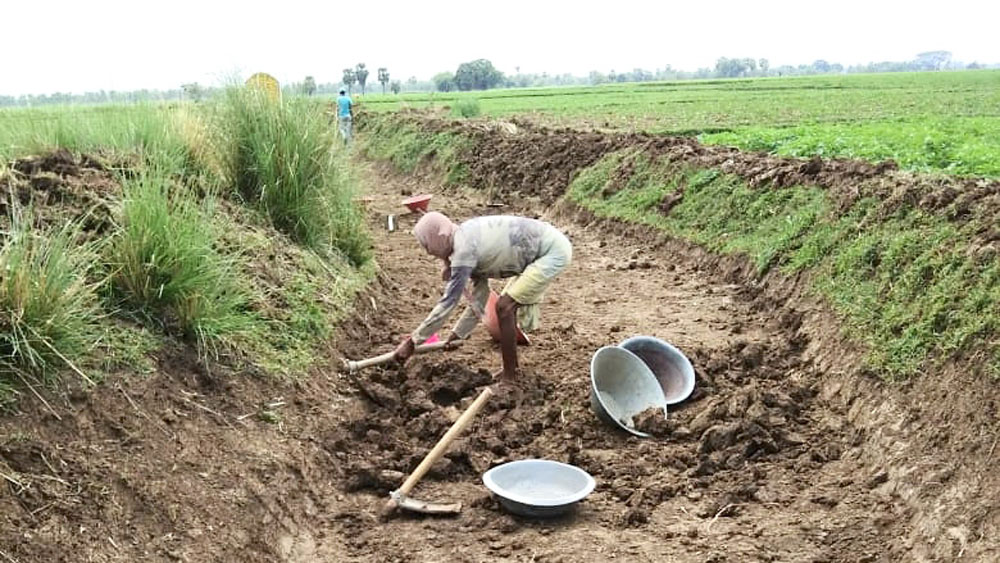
left=393, top=212, right=572, bottom=384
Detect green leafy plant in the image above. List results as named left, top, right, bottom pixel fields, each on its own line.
left=451, top=98, right=481, bottom=118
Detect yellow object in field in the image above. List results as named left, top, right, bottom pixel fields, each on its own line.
left=245, top=72, right=281, bottom=102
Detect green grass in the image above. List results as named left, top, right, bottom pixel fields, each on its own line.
left=105, top=167, right=251, bottom=354
left=245, top=257, right=375, bottom=376
left=451, top=98, right=481, bottom=118
left=363, top=71, right=1000, bottom=130
left=566, top=148, right=1000, bottom=378
left=0, top=104, right=193, bottom=169
left=89, top=322, right=163, bottom=377
left=359, top=70, right=1000, bottom=177
left=209, top=88, right=371, bottom=265
left=0, top=210, right=101, bottom=388
left=217, top=206, right=375, bottom=376
left=102, top=164, right=374, bottom=377
left=0, top=94, right=376, bottom=407
left=701, top=116, right=1000, bottom=177
left=360, top=118, right=470, bottom=184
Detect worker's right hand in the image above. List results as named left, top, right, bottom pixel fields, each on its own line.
left=393, top=337, right=416, bottom=365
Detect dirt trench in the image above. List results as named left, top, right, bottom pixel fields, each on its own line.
left=1, top=152, right=997, bottom=561
left=308, top=164, right=917, bottom=562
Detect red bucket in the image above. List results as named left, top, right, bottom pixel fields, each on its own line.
left=401, top=194, right=432, bottom=213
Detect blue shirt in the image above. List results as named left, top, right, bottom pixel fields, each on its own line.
left=337, top=95, right=352, bottom=117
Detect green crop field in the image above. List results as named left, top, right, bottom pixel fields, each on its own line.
left=361, top=70, right=1000, bottom=178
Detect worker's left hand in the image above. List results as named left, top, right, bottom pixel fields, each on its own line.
left=393, top=337, right=416, bottom=365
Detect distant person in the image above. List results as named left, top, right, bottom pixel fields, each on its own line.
left=337, top=89, right=353, bottom=145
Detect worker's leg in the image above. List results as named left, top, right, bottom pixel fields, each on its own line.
left=496, top=294, right=520, bottom=382
left=339, top=117, right=351, bottom=145
left=495, top=231, right=572, bottom=383
left=500, top=231, right=572, bottom=332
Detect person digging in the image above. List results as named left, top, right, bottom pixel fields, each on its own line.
left=393, top=212, right=572, bottom=391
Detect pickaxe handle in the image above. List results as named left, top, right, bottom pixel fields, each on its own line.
left=384, top=386, right=494, bottom=515
left=343, top=340, right=450, bottom=373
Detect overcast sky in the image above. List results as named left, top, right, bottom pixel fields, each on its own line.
left=3, top=0, right=998, bottom=96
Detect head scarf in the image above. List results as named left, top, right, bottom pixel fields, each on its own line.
left=413, top=211, right=459, bottom=259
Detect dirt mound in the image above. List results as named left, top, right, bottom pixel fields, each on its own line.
left=566, top=337, right=829, bottom=526
left=1, top=148, right=119, bottom=237
left=325, top=315, right=888, bottom=561
left=327, top=361, right=495, bottom=491
left=460, top=128, right=630, bottom=204
left=382, top=113, right=1000, bottom=227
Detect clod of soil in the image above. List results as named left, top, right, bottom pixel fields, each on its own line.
left=632, top=407, right=673, bottom=436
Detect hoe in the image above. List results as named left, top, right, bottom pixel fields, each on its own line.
left=341, top=342, right=494, bottom=516
left=383, top=386, right=493, bottom=516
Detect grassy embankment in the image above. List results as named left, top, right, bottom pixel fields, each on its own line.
left=0, top=94, right=371, bottom=407
left=360, top=113, right=1000, bottom=380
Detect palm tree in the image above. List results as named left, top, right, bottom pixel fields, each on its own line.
left=355, top=63, right=369, bottom=95
left=378, top=68, right=390, bottom=94
left=342, top=68, right=356, bottom=94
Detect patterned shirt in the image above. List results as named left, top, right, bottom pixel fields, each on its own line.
left=412, top=216, right=565, bottom=343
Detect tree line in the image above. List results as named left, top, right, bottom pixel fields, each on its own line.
left=2, top=51, right=996, bottom=107
left=335, top=63, right=402, bottom=95
left=332, top=51, right=995, bottom=94
left=711, top=51, right=965, bottom=78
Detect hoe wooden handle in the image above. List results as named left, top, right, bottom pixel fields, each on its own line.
left=384, top=386, right=494, bottom=514
left=343, top=341, right=450, bottom=373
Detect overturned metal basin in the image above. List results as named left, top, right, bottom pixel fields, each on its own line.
left=589, top=346, right=668, bottom=438
left=620, top=336, right=696, bottom=405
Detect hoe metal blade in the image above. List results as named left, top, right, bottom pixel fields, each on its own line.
left=395, top=493, right=462, bottom=515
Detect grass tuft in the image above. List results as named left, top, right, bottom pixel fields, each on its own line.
left=105, top=167, right=250, bottom=353
left=0, top=95, right=377, bottom=405
left=210, top=88, right=371, bottom=265
left=0, top=208, right=101, bottom=384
